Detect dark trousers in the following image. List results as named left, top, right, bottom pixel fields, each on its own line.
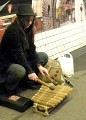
left=4, top=52, right=48, bottom=94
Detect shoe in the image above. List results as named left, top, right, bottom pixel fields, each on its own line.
left=19, top=80, right=41, bottom=90
left=0, top=88, right=14, bottom=97
left=28, top=84, right=41, bottom=90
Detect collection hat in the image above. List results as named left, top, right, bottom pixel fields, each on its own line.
left=17, top=4, right=35, bottom=16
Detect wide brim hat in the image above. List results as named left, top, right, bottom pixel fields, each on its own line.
left=17, top=4, right=35, bottom=16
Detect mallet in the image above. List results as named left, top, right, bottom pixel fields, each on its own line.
left=36, top=78, right=55, bottom=90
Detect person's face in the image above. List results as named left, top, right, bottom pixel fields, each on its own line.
left=24, top=16, right=34, bottom=29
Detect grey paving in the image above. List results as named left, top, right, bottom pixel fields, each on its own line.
left=0, top=46, right=86, bottom=120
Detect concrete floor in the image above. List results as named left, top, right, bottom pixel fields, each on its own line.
left=0, top=46, right=86, bottom=120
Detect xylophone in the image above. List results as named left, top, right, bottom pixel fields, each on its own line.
left=31, top=84, right=73, bottom=116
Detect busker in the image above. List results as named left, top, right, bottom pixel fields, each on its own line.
left=0, top=4, right=49, bottom=96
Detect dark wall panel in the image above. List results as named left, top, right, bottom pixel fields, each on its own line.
left=0, top=0, right=32, bottom=16
left=0, top=0, right=32, bottom=5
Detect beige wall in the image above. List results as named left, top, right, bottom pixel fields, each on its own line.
left=75, top=0, right=86, bottom=21
left=32, top=0, right=43, bottom=17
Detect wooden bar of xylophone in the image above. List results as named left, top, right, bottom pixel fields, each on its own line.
left=31, top=85, right=73, bottom=116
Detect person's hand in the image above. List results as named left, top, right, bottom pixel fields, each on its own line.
left=38, top=65, right=50, bottom=76
left=28, top=73, right=38, bottom=81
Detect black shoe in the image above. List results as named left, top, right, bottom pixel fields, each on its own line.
left=0, top=88, right=14, bottom=97
left=28, top=84, right=41, bottom=90
left=19, top=80, right=41, bottom=90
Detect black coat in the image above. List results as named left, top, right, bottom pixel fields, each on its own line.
left=0, top=19, right=40, bottom=74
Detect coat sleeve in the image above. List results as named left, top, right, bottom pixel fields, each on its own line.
left=5, top=27, right=34, bottom=74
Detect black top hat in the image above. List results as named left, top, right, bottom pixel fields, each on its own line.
left=17, top=4, right=35, bottom=16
